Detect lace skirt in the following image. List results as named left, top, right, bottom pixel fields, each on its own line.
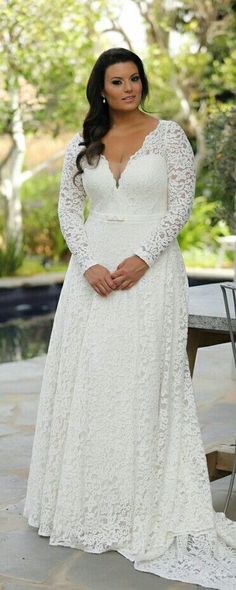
left=23, top=214, right=236, bottom=589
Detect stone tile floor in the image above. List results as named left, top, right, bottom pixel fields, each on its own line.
left=0, top=343, right=235, bottom=590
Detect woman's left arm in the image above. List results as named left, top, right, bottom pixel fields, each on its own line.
left=133, top=120, right=196, bottom=267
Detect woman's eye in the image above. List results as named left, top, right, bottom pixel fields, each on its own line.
left=111, top=76, right=140, bottom=85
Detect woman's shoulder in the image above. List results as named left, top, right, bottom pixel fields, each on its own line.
left=64, top=131, right=85, bottom=155
left=161, top=119, right=185, bottom=132
left=159, top=119, right=189, bottom=144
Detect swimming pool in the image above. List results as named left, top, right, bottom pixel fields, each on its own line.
left=0, top=314, right=54, bottom=363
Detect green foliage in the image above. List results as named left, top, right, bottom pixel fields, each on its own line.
left=0, top=0, right=100, bottom=135
left=21, top=168, right=91, bottom=264
left=204, top=104, right=236, bottom=233
left=21, top=170, right=67, bottom=260
left=141, top=0, right=236, bottom=119
left=15, top=257, right=46, bottom=276
left=179, top=195, right=231, bottom=251
left=144, top=45, right=180, bottom=118
left=15, top=257, right=67, bottom=276
left=0, top=238, right=24, bottom=277
left=182, top=247, right=231, bottom=269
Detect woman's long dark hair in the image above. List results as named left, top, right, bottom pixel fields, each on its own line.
left=73, top=47, right=151, bottom=184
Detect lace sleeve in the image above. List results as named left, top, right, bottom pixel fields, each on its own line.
left=133, top=121, right=196, bottom=267
left=58, top=133, right=98, bottom=275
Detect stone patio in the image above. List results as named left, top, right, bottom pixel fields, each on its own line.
left=0, top=342, right=235, bottom=590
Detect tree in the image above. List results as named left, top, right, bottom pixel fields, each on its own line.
left=205, top=104, right=236, bottom=234
left=102, top=0, right=236, bottom=175
left=0, top=0, right=99, bottom=248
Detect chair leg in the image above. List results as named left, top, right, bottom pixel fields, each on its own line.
left=224, top=438, right=236, bottom=515
left=220, top=284, right=236, bottom=515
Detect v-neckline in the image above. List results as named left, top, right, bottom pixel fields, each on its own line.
left=100, top=119, right=162, bottom=190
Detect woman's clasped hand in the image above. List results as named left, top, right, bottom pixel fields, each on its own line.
left=84, top=255, right=149, bottom=297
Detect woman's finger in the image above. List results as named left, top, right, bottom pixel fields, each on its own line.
left=104, top=277, right=116, bottom=291
left=96, top=282, right=108, bottom=296
left=118, top=280, right=133, bottom=290
left=93, top=285, right=105, bottom=296
left=110, top=269, right=124, bottom=279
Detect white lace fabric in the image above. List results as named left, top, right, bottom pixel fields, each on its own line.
left=58, top=120, right=196, bottom=272
left=58, top=137, right=99, bottom=274
left=23, top=119, right=236, bottom=589
left=133, top=121, right=196, bottom=266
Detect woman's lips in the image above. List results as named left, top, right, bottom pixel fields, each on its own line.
left=122, top=96, right=135, bottom=102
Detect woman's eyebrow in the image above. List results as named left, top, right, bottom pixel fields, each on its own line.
left=111, top=72, right=139, bottom=79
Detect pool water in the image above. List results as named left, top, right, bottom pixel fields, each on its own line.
left=0, top=314, right=54, bottom=363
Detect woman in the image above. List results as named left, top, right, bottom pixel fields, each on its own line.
left=23, top=47, right=236, bottom=589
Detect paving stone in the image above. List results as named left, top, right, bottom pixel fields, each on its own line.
left=0, top=577, right=83, bottom=590
left=0, top=529, right=77, bottom=583
left=0, top=356, right=45, bottom=396
left=65, top=549, right=197, bottom=590
left=0, top=434, right=33, bottom=471
left=0, top=578, right=48, bottom=590
left=0, top=500, right=30, bottom=534
left=211, top=475, right=236, bottom=520
left=0, top=403, right=16, bottom=421
left=200, top=407, right=236, bottom=452
left=0, top=425, right=20, bottom=436
left=0, top=475, right=27, bottom=508
left=0, top=578, right=84, bottom=590
left=14, top=400, right=37, bottom=427
left=0, top=496, right=25, bottom=515
left=193, top=343, right=235, bottom=408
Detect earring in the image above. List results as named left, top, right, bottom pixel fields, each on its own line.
left=102, top=96, right=106, bottom=103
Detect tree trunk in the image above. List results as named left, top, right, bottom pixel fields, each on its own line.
left=1, top=88, right=25, bottom=250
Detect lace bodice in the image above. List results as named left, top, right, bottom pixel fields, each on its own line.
left=58, top=120, right=196, bottom=274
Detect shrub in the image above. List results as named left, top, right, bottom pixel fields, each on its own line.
left=204, top=104, right=236, bottom=234
left=0, top=238, right=24, bottom=277
left=21, top=171, right=67, bottom=261
left=178, top=195, right=230, bottom=252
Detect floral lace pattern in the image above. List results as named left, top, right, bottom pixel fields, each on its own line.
left=23, top=120, right=236, bottom=589
left=58, top=136, right=99, bottom=274
left=133, top=120, right=196, bottom=266
left=58, top=120, right=195, bottom=271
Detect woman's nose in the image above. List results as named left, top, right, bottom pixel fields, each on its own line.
left=124, top=81, right=132, bottom=91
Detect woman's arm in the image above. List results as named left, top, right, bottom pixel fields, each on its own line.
left=133, top=120, right=196, bottom=267
left=58, top=133, right=98, bottom=275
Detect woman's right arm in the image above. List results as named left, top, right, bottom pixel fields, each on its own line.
left=58, top=133, right=98, bottom=275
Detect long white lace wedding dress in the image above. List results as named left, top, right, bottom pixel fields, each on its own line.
left=23, top=119, right=236, bottom=589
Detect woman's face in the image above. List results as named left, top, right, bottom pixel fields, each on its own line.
left=102, top=61, right=143, bottom=112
